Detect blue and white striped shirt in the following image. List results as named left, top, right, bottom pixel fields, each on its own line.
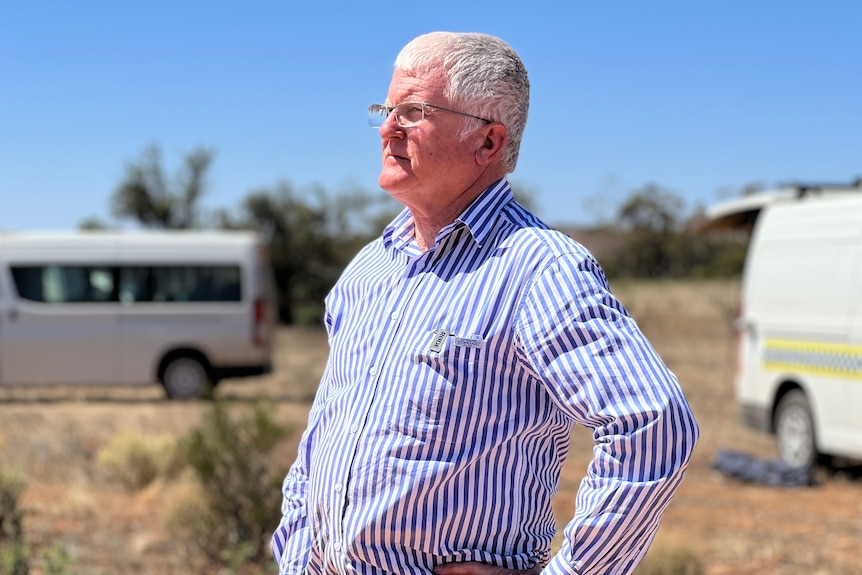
left=272, top=178, right=698, bottom=575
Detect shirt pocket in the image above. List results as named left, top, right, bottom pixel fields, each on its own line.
left=386, top=340, right=481, bottom=445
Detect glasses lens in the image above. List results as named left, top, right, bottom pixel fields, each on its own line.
left=367, top=103, right=426, bottom=128
left=368, top=105, right=389, bottom=128
left=395, top=103, right=424, bottom=127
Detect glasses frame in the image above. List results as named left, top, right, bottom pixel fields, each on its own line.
left=368, top=101, right=493, bottom=128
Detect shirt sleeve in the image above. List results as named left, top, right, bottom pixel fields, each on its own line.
left=516, top=254, right=700, bottom=575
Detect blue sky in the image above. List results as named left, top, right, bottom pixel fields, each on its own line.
left=2, top=1, right=860, bottom=231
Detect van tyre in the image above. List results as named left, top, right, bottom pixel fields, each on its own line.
left=160, top=356, right=211, bottom=400
left=775, top=390, right=817, bottom=469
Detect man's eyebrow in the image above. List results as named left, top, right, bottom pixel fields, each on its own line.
left=387, top=91, right=423, bottom=105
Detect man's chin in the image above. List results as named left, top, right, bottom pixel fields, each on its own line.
left=378, top=172, right=412, bottom=195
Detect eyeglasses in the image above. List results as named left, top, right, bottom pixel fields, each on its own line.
left=368, top=101, right=493, bottom=128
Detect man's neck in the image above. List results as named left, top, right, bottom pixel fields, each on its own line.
left=409, top=174, right=505, bottom=251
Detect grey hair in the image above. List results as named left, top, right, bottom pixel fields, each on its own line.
left=394, top=32, right=530, bottom=173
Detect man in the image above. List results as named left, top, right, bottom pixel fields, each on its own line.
left=272, top=31, right=699, bottom=575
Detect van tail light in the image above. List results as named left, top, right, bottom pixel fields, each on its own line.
left=253, top=297, right=269, bottom=348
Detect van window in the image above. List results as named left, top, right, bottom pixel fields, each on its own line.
left=11, top=265, right=114, bottom=303
left=119, top=266, right=241, bottom=303
left=11, top=264, right=241, bottom=304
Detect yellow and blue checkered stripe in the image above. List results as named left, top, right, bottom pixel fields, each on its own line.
left=763, top=339, right=862, bottom=379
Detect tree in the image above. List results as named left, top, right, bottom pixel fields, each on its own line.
left=598, top=184, right=746, bottom=280
left=618, top=184, right=684, bottom=234
left=218, top=182, right=393, bottom=324
left=77, top=217, right=111, bottom=230
left=611, top=184, right=685, bottom=278
left=111, top=144, right=213, bottom=229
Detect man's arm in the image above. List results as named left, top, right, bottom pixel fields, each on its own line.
left=271, top=421, right=316, bottom=574
left=271, top=361, right=333, bottom=575
left=271, top=451, right=315, bottom=573
left=518, top=255, right=699, bottom=575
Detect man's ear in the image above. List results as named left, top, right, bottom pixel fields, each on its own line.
left=475, top=123, right=508, bottom=166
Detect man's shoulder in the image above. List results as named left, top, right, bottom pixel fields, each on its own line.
left=499, top=207, right=597, bottom=261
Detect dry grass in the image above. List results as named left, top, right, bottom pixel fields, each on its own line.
left=1, top=280, right=860, bottom=574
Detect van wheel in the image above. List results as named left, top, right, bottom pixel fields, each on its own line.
left=160, top=356, right=211, bottom=400
left=775, top=390, right=817, bottom=469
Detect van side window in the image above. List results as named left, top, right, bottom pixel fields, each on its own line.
left=119, top=266, right=241, bottom=303
left=11, top=265, right=241, bottom=304
left=11, top=265, right=115, bottom=303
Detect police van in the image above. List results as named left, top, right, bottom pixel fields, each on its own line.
left=706, top=180, right=862, bottom=468
left=0, top=231, right=276, bottom=399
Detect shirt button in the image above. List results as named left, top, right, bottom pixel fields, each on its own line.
left=349, top=424, right=359, bottom=433
left=369, top=366, right=378, bottom=375
left=333, top=542, right=342, bottom=552
left=334, top=482, right=343, bottom=492
left=390, top=311, right=399, bottom=320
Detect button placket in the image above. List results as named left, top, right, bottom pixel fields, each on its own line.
left=333, top=265, right=423, bottom=552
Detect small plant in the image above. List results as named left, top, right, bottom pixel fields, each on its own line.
left=0, top=543, right=74, bottom=575
left=0, top=463, right=28, bottom=575
left=98, top=431, right=184, bottom=490
left=633, top=545, right=705, bottom=575
left=39, top=543, right=72, bottom=575
left=172, top=399, right=290, bottom=565
left=0, top=466, right=26, bottom=544
left=164, top=486, right=216, bottom=564
left=0, top=542, right=29, bottom=575
left=0, top=464, right=74, bottom=575
left=219, top=541, right=257, bottom=573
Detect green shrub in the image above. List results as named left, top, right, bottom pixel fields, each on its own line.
left=0, top=464, right=26, bottom=544
left=0, top=542, right=73, bottom=575
left=39, top=543, right=72, bottom=575
left=174, top=399, right=290, bottom=565
left=0, top=465, right=73, bottom=575
left=97, top=432, right=184, bottom=490
left=634, top=546, right=705, bottom=575
left=0, top=542, right=28, bottom=575
left=164, top=486, right=216, bottom=562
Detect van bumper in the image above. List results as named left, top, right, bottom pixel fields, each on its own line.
left=212, top=363, right=273, bottom=382
left=740, top=402, right=772, bottom=433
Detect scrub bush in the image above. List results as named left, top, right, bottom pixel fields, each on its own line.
left=173, top=399, right=290, bottom=565
left=97, top=432, right=184, bottom=490
left=0, top=464, right=73, bottom=575
left=39, top=544, right=72, bottom=575
left=0, top=465, right=25, bottom=543
left=634, top=546, right=705, bottom=575
left=0, top=542, right=28, bottom=575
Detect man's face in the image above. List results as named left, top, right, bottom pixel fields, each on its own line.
left=377, top=67, right=482, bottom=214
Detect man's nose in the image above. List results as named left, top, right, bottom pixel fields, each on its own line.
left=378, top=111, right=403, bottom=139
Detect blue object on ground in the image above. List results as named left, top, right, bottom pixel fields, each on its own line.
left=711, top=449, right=812, bottom=487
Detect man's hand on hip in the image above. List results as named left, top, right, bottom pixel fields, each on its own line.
left=435, top=561, right=542, bottom=575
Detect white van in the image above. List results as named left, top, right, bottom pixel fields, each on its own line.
left=0, top=231, right=276, bottom=399
left=706, top=181, right=862, bottom=467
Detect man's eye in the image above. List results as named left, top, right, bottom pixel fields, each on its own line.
left=400, top=104, right=423, bottom=118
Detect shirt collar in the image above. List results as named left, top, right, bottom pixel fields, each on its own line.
left=383, top=178, right=513, bottom=252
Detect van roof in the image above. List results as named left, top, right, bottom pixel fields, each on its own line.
left=701, top=179, right=862, bottom=232
left=0, top=230, right=263, bottom=253
left=0, top=229, right=259, bottom=241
